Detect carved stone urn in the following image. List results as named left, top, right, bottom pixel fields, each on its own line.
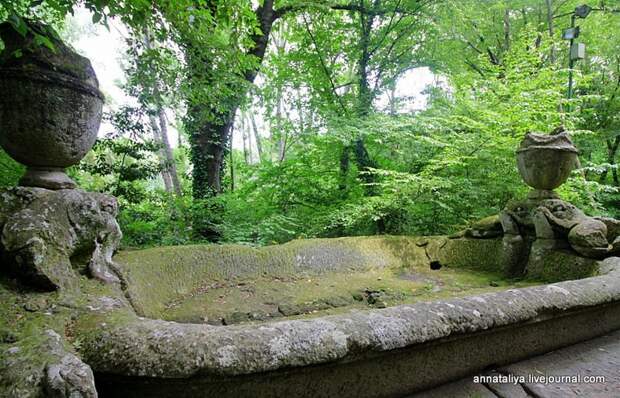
left=0, top=21, right=104, bottom=189
left=516, top=130, right=579, bottom=200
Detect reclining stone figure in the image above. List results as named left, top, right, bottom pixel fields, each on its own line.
left=500, top=198, right=620, bottom=259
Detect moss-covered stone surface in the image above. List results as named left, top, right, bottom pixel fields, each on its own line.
left=526, top=247, right=600, bottom=282
left=160, top=265, right=534, bottom=325
left=0, top=272, right=128, bottom=397
left=114, top=236, right=532, bottom=324
left=77, top=257, right=620, bottom=397
left=0, top=277, right=66, bottom=397
left=1, top=233, right=614, bottom=397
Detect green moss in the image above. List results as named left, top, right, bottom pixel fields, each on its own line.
left=161, top=267, right=428, bottom=324
left=74, top=307, right=136, bottom=337
left=114, top=236, right=430, bottom=318
left=112, top=237, right=536, bottom=325
left=109, top=235, right=556, bottom=325
left=471, top=215, right=501, bottom=229
left=526, top=249, right=599, bottom=282
left=0, top=276, right=72, bottom=397
left=382, top=235, right=430, bottom=269
left=437, top=238, right=505, bottom=272
left=0, top=261, right=137, bottom=396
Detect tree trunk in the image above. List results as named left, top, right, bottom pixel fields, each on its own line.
left=601, top=136, right=620, bottom=185
left=503, top=8, right=511, bottom=51
left=249, top=110, right=263, bottom=162
left=339, top=145, right=350, bottom=193
left=295, top=93, right=306, bottom=135
left=143, top=31, right=183, bottom=197
left=158, top=110, right=182, bottom=196
left=356, top=0, right=375, bottom=116
left=189, top=111, right=234, bottom=198
left=545, top=0, right=556, bottom=63
left=188, top=0, right=277, bottom=199
left=334, top=1, right=380, bottom=198
left=229, top=127, right=235, bottom=192
left=275, top=91, right=287, bottom=162
left=149, top=115, right=174, bottom=193
left=354, top=137, right=377, bottom=195
left=278, top=132, right=287, bottom=163
left=241, top=112, right=249, bottom=164
left=387, top=84, right=397, bottom=115
left=353, top=0, right=379, bottom=195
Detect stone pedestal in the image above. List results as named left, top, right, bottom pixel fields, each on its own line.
left=0, top=21, right=119, bottom=398
left=19, top=167, right=81, bottom=190
left=0, top=187, right=121, bottom=290
left=0, top=21, right=119, bottom=291
left=526, top=189, right=559, bottom=200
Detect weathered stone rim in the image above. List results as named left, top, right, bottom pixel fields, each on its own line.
left=79, top=257, right=620, bottom=379
left=516, top=145, right=579, bottom=153
left=0, top=67, right=104, bottom=100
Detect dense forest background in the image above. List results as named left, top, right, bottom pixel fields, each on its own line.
left=1, top=0, right=619, bottom=248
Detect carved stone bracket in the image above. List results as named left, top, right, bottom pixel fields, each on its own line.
left=0, top=187, right=121, bottom=290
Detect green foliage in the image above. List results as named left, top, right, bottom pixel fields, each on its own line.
left=209, top=4, right=620, bottom=245
left=3, top=0, right=620, bottom=249
left=118, top=193, right=194, bottom=247
left=77, top=106, right=162, bottom=204
left=0, top=149, right=23, bottom=188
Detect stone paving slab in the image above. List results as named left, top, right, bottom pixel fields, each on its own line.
left=409, top=329, right=620, bottom=397
left=484, top=371, right=531, bottom=398
left=408, top=377, right=497, bottom=398
left=499, top=330, right=620, bottom=398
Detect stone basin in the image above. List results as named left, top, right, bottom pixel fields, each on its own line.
left=3, top=235, right=620, bottom=398
left=113, top=236, right=532, bottom=325
left=516, top=132, right=579, bottom=192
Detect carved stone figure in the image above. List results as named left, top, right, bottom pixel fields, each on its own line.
left=459, top=129, right=620, bottom=278
left=533, top=199, right=620, bottom=258
left=497, top=200, right=532, bottom=276
left=0, top=188, right=121, bottom=290
left=503, top=131, right=620, bottom=258
left=462, top=215, right=503, bottom=238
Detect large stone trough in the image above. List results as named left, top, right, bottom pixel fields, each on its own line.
left=59, top=236, right=620, bottom=397
left=1, top=20, right=617, bottom=398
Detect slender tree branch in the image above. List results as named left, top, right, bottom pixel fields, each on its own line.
left=274, top=0, right=430, bottom=20
left=464, top=59, right=486, bottom=77
left=301, top=13, right=349, bottom=115
left=368, top=0, right=403, bottom=56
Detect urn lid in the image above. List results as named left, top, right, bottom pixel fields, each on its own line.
left=0, top=20, right=103, bottom=99
left=517, top=131, right=578, bottom=153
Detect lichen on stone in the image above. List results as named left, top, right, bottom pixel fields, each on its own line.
left=0, top=187, right=122, bottom=290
